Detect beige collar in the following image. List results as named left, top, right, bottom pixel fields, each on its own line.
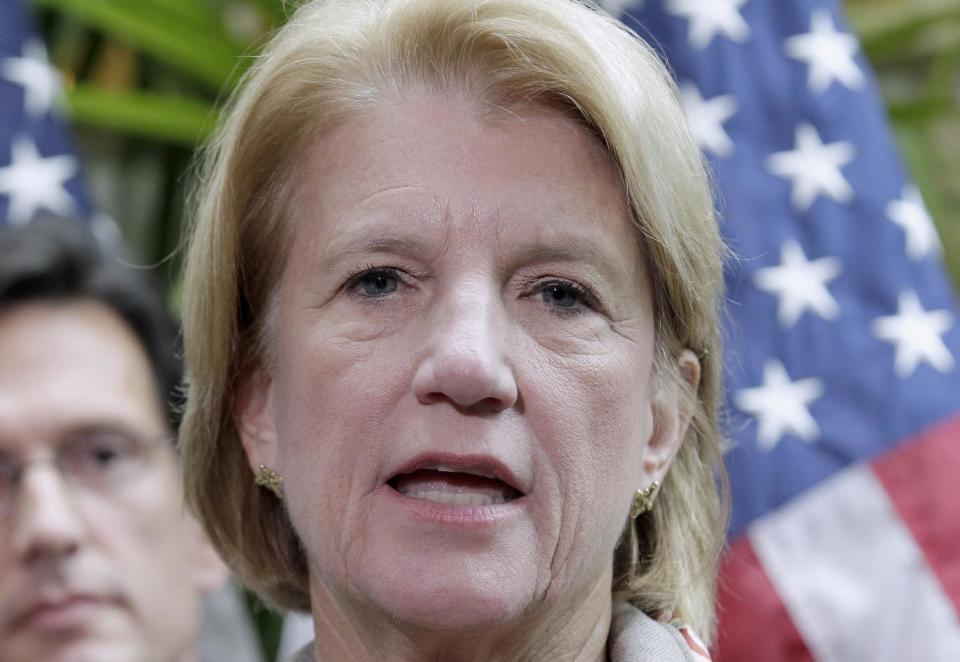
left=288, top=602, right=698, bottom=662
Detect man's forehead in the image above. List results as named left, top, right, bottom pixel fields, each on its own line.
left=0, top=301, right=169, bottom=449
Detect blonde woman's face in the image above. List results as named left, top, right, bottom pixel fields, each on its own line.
left=239, top=95, right=685, bottom=632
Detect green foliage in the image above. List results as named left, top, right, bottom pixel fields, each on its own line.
left=34, top=0, right=248, bottom=89
left=847, top=0, right=960, bottom=285
left=67, top=84, right=216, bottom=144
left=242, top=587, right=284, bottom=662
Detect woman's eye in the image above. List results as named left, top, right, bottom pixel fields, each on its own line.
left=535, top=280, right=595, bottom=314
left=348, top=268, right=401, bottom=298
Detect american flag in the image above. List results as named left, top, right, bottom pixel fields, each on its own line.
left=0, top=0, right=91, bottom=227
left=600, top=0, right=960, bottom=659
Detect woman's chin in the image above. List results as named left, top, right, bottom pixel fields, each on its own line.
left=368, top=589, right=523, bottom=632
left=353, top=556, right=535, bottom=631
left=335, top=489, right=545, bottom=630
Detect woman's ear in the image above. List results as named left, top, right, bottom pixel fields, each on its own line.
left=234, top=365, right=279, bottom=474
left=642, top=349, right=701, bottom=482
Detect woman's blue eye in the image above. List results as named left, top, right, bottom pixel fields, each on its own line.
left=538, top=281, right=592, bottom=313
left=350, top=269, right=400, bottom=297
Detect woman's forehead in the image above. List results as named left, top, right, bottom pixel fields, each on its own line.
left=286, top=93, right=644, bottom=271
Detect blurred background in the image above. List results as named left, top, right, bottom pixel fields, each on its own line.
left=27, top=0, right=960, bottom=297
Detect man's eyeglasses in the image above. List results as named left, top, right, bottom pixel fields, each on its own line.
left=0, top=427, right=172, bottom=518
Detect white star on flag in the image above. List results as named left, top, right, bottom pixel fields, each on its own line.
left=754, top=240, right=842, bottom=328
left=886, top=185, right=941, bottom=261
left=598, top=0, right=644, bottom=15
left=872, top=291, right=955, bottom=378
left=664, top=0, right=750, bottom=50
left=767, top=123, right=855, bottom=212
left=0, top=40, right=62, bottom=119
left=0, top=136, right=78, bottom=224
left=735, top=360, right=824, bottom=450
left=784, top=10, right=864, bottom=95
left=681, top=82, right=738, bottom=158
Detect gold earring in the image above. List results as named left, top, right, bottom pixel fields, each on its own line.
left=630, top=481, right=659, bottom=519
left=255, top=464, right=284, bottom=499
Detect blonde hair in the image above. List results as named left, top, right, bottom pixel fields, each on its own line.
left=181, top=0, right=727, bottom=642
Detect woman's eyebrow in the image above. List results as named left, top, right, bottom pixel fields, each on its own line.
left=507, top=240, right=630, bottom=282
left=321, top=233, right=434, bottom=264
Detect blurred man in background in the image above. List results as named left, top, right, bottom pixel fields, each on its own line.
left=0, top=217, right=228, bottom=662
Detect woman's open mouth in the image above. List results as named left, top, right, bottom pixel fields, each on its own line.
left=388, top=467, right=522, bottom=506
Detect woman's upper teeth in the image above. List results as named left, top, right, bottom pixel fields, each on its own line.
left=428, top=464, right=496, bottom=480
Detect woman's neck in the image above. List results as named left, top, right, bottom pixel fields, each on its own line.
left=307, top=569, right=613, bottom=662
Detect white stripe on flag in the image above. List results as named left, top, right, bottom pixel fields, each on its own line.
left=747, top=463, right=960, bottom=662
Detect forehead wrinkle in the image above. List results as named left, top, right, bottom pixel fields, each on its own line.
left=303, top=183, right=428, bottom=239
left=320, top=228, right=451, bottom=285
left=331, top=184, right=426, bottom=220
left=316, top=187, right=443, bottom=255
left=443, top=192, right=487, bottom=248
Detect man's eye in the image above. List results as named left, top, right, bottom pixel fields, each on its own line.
left=88, top=445, right=121, bottom=465
left=347, top=268, right=402, bottom=298
left=64, top=433, right=137, bottom=475
left=0, top=458, right=16, bottom=485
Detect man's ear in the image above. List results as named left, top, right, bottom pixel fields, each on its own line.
left=234, top=365, right=279, bottom=475
left=642, top=349, right=701, bottom=483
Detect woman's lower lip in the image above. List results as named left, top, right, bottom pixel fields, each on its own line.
left=383, top=485, right=526, bottom=526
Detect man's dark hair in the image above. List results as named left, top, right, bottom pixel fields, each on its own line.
left=0, top=217, right=182, bottom=429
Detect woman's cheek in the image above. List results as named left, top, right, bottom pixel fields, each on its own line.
left=529, top=332, right=652, bottom=491
left=518, top=307, right=623, bottom=358
left=276, top=351, right=407, bottom=573
left=305, top=298, right=420, bottom=342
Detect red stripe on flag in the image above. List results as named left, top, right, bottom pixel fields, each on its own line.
left=713, top=536, right=813, bottom=662
left=872, top=413, right=960, bottom=614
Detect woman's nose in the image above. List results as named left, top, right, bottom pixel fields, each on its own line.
left=12, top=464, right=84, bottom=561
left=412, top=289, right=518, bottom=413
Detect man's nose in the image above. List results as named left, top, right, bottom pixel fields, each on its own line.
left=11, top=464, right=84, bottom=561
left=412, top=282, right=518, bottom=413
